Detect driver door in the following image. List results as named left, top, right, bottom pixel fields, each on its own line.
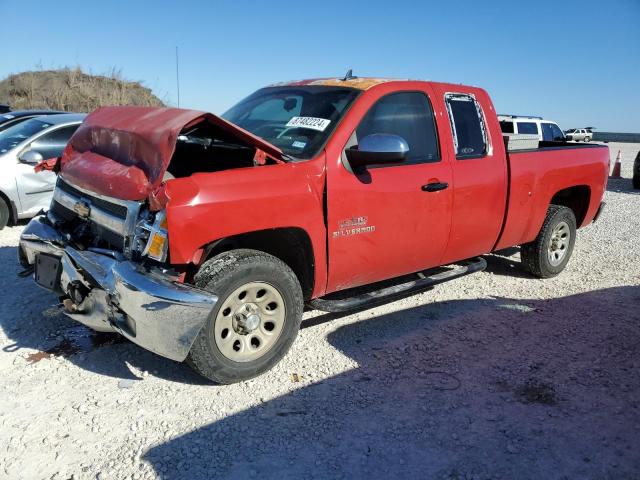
left=16, top=124, right=79, bottom=215
left=325, top=88, right=453, bottom=292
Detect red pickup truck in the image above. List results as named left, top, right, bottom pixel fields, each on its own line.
left=19, top=77, right=608, bottom=383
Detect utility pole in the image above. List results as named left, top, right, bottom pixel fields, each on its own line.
left=175, top=46, right=180, bottom=107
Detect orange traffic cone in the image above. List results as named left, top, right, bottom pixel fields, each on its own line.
left=611, top=150, right=622, bottom=178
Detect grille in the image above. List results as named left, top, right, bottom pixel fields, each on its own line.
left=57, top=178, right=128, bottom=219
left=52, top=177, right=141, bottom=253
left=51, top=199, right=126, bottom=251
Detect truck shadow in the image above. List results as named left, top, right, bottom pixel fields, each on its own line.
left=482, top=247, right=533, bottom=279
left=142, top=285, right=640, bottom=480
left=607, top=177, right=640, bottom=195
left=0, top=245, right=212, bottom=385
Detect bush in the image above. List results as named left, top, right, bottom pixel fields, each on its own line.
left=0, top=67, right=165, bottom=112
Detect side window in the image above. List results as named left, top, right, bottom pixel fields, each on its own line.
left=445, top=94, right=487, bottom=160
left=516, top=122, right=539, bottom=135
left=0, top=117, right=28, bottom=133
left=541, top=123, right=554, bottom=141
left=550, top=124, right=564, bottom=141
left=29, top=125, right=80, bottom=159
left=500, top=121, right=514, bottom=133
left=356, top=91, right=440, bottom=164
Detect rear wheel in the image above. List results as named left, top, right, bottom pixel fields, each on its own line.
left=0, top=198, right=10, bottom=230
left=187, top=249, right=303, bottom=384
left=521, top=205, right=576, bottom=278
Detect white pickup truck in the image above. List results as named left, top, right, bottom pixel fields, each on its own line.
left=498, top=115, right=566, bottom=142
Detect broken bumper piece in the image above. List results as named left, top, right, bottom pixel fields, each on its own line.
left=19, top=215, right=217, bottom=362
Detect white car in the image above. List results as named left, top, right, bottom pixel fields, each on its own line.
left=0, top=113, right=85, bottom=229
left=565, top=128, right=593, bottom=142
left=498, top=115, right=566, bottom=142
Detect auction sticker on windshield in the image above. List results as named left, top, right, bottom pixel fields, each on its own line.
left=286, top=116, right=331, bottom=131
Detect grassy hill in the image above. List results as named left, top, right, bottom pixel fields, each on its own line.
left=0, top=67, right=164, bottom=112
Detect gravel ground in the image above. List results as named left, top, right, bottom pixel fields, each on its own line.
left=1, top=142, right=639, bottom=480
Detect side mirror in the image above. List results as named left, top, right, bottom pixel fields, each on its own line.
left=19, top=150, right=44, bottom=164
left=345, top=134, right=409, bottom=168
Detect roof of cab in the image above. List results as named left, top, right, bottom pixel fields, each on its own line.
left=268, top=77, right=405, bottom=90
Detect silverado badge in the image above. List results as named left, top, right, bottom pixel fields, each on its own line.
left=333, top=216, right=376, bottom=238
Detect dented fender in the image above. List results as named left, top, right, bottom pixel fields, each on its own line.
left=163, top=156, right=329, bottom=298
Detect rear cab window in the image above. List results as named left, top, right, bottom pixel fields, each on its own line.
left=445, top=94, right=488, bottom=160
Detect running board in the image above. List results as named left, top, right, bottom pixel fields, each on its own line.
left=308, top=257, right=487, bottom=313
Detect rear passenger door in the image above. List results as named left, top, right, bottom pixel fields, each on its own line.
left=438, top=92, right=508, bottom=263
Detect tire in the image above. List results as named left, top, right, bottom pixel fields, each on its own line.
left=186, top=249, right=303, bottom=384
left=633, top=173, right=640, bottom=190
left=0, top=198, right=9, bottom=230
left=584, top=136, right=591, bottom=143
left=521, top=205, right=577, bottom=278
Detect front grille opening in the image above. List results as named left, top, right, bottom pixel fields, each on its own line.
left=51, top=180, right=131, bottom=253
left=57, top=178, right=128, bottom=219
left=52, top=199, right=126, bottom=251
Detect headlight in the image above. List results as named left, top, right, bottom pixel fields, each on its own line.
left=134, top=210, right=169, bottom=263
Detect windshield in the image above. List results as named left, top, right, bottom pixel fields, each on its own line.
left=222, top=86, right=360, bottom=159
left=0, top=118, right=52, bottom=154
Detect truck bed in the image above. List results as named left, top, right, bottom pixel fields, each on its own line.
left=494, top=142, right=609, bottom=251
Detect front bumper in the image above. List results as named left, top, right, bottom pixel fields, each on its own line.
left=19, top=215, right=217, bottom=362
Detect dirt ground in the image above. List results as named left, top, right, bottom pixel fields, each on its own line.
left=0, top=143, right=638, bottom=480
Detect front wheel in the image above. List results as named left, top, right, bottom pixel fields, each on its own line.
left=521, top=205, right=577, bottom=278
left=186, top=249, right=303, bottom=384
left=0, top=198, right=9, bottom=230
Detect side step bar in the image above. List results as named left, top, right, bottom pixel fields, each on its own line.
left=308, top=257, right=487, bottom=313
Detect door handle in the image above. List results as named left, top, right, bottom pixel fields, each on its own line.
left=421, top=182, right=449, bottom=192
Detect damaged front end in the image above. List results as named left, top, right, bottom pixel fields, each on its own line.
left=19, top=210, right=216, bottom=361
left=17, top=105, right=290, bottom=361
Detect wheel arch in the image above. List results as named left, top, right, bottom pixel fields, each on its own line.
left=549, top=185, right=591, bottom=227
left=196, top=227, right=316, bottom=301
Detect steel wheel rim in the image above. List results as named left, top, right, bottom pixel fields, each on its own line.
left=548, top=221, right=571, bottom=266
left=214, top=281, right=286, bottom=363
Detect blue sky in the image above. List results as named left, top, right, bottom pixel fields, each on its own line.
left=1, top=0, right=638, bottom=131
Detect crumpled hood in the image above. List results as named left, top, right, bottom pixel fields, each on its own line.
left=60, top=106, right=284, bottom=201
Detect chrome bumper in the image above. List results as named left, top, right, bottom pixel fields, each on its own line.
left=19, top=215, right=217, bottom=362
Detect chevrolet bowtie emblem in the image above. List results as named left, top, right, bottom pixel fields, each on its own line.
left=73, top=200, right=91, bottom=219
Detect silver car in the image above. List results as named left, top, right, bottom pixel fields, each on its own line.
left=0, top=113, right=86, bottom=229
left=565, top=128, right=593, bottom=142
